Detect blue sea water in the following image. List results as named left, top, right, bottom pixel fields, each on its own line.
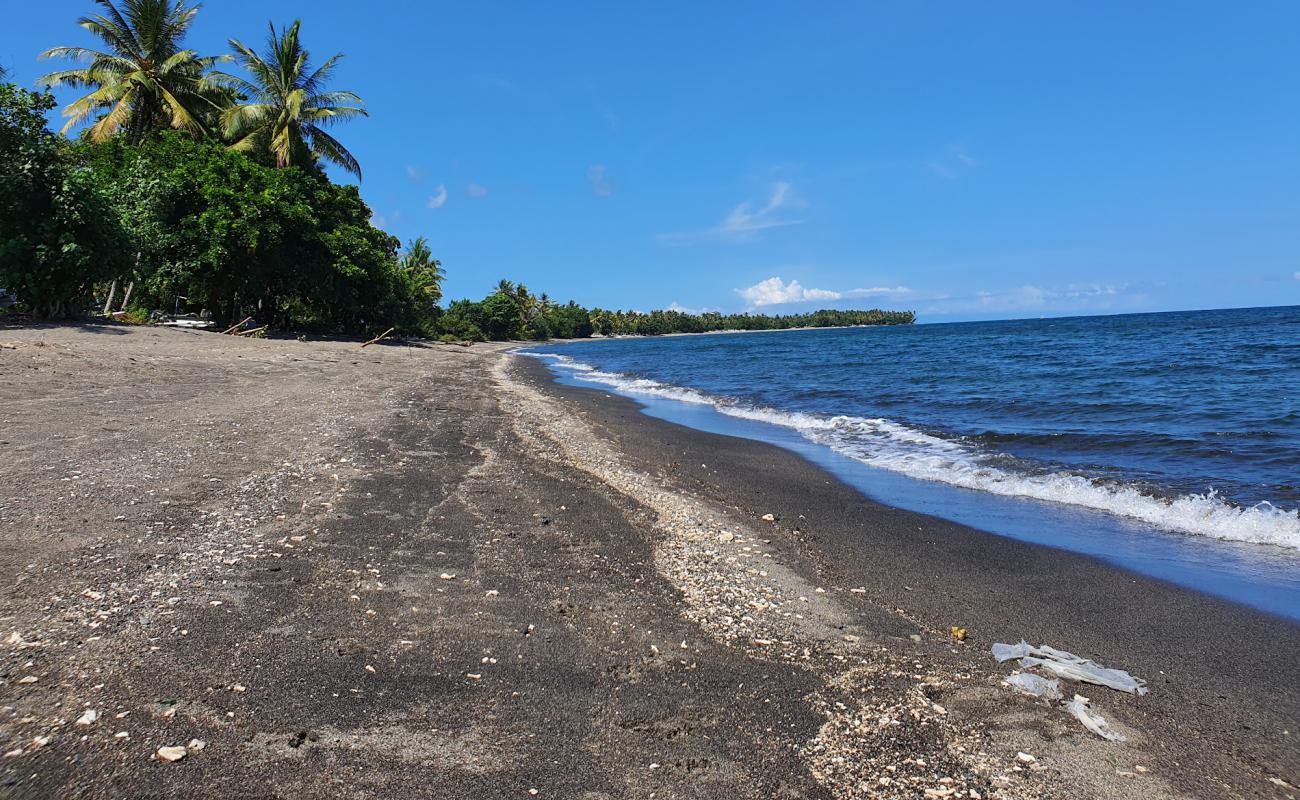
left=527, top=306, right=1300, bottom=621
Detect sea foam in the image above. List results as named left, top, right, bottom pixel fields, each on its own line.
left=531, top=353, right=1300, bottom=551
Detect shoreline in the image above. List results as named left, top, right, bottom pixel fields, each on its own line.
left=0, top=326, right=1294, bottom=799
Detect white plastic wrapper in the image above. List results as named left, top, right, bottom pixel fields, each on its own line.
left=992, top=640, right=1148, bottom=695
left=1003, top=672, right=1061, bottom=700
left=1065, top=694, right=1127, bottom=742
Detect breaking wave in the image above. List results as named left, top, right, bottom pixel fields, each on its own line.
left=530, top=352, right=1300, bottom=551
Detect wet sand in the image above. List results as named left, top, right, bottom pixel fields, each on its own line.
left=0, top=325, right=1294, bottom=799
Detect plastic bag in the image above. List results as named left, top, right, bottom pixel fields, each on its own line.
left=1065, top=694, right=1127, bottom=742
left=991, top=640, right=1148, bottom=696
left=1003, top=672, right=1061, bottom=700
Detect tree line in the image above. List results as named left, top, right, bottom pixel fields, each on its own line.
left=1, top=0, right=915, bottom=339
left=437, top=281, right=914, bottom=342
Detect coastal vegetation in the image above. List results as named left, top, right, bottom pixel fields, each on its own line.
left=1, top=0, right=915, bottom=338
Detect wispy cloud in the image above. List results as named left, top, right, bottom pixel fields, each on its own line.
left=405, top=165, right=423, bottom=182
left=1294, top=271, right=1300, bottom=281
left=426, top=184, right=448, bottom=209
left=736, top=277, right=912, bottom=309
left=660, top=182, right=805, bottom=244
left=587, top=165, right=612, bottom=198
left=466, top=183, right=489, bottom=198
left=926, top=145, right=980, bottom=180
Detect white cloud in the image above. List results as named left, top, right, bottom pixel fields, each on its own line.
left=466, top=183, right=489, bottom=198
left=587, top=165, right=612, bottom=197
left=1294, top=271, right=1300, bottom=280
left=426, top=184, right=448, bottom=209
left=405, top=165, right=423, bottom=182
left=660, top=182, right=805, bottom=244
left=736, top=277, right=912, bottom=308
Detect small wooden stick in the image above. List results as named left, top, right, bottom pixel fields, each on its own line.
left=222, top=315, right=254, bottom=335
left=361, top=327, right=395, bottom=348
left=220, top=316, right=253, bottom=335
left=234, top=325, right=268, bottom=337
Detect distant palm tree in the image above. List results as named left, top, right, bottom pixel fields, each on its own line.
left=494, top=279, right=516, bottom=296
left=37, top=0, right=224, bottom=144
left=400, top=237, right=445, bottom=304
left=208, top=20, right=366, bottom=177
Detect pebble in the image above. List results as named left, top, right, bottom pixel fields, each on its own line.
left=1016, top=752, right=1036, bottom=763
left=75, top=709, right=98, bottom=726
left=157, top=745, right=188, bottom=762
left=761, top=514, right=776, bottom=522
left=439, top=573, right=456, bottom=580
left=187, top=739, right=205, bottom=751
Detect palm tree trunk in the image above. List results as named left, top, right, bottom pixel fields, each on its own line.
left=103, top=280, right=118, bottom=315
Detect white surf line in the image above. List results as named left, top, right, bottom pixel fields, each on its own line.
left=528, top=352, right=1300, bottom=551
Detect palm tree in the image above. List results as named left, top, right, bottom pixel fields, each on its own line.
left=399, top=237, right=445, bottom=304
left=207, top=20, right=367, bottom=178
left=494, top=279, right=516, bottom=297
left=37, top=0, right=224, bottom=145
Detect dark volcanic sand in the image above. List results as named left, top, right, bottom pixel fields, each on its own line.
left=0, top=326, right=1294, bottom=800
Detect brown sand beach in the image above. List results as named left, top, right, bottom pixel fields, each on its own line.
left=0, top=325, right=1296, bottom=799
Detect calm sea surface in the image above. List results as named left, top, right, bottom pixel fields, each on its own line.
left=528, top=306, right=1300, bottom=620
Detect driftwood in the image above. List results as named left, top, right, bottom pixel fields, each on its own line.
left=221, top=316, right=254, bottom=335
left=234, top=325, right=268, bottom=337
left=360, top=327, right=395, bottom=348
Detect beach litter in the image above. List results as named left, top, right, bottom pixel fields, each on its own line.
left=991, top=640, right=1147, bottom=695
left=1065, top=694, right=1126, bottom=742
left=1003, top=672, right=1061, bottom=700
left=993, top=639, right=1145, bottom=742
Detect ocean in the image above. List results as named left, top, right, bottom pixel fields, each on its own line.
left=526, top=305, right=1300, bottom=621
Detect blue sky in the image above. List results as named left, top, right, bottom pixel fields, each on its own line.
left=5, top=1, right=1300, bottom=321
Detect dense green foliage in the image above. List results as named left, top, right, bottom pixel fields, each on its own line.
left=75, top=132, right=431, bottom=331
left=0, top=85, right=128, bottom=316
